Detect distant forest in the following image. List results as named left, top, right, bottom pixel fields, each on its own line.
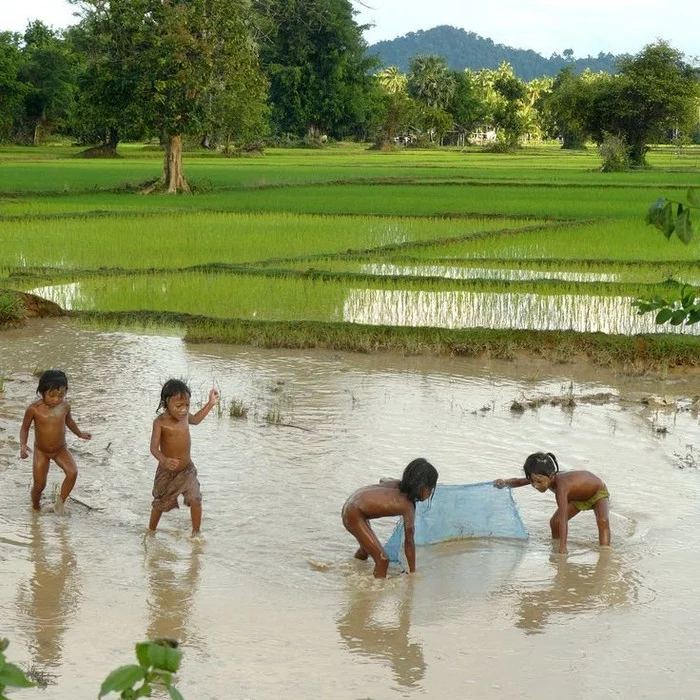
left=368, top=25, right=622, bottom=80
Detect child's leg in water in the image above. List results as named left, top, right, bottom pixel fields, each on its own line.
left=345, top=512, right=389, bottom=578
left=593, top=498, right=611, bottom=547
left=53, top=448, right=78, bottom=511
left=549, top=502, right=579, bottom=540
left=148, top=508, right=163, bottom=532
left=31, top=451, right=51, bottom=510
left=190, top=502, right=202, bottom=536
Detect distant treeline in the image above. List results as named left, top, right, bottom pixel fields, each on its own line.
left=369, top=25, right=622, bottom=81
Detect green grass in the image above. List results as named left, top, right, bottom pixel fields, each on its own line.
left=0, top=212, right=541, bottom=272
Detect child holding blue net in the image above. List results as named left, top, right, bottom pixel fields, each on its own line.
left=342, top=458, right=438, bottom=578
left=495, top=451, right=610, bottom=555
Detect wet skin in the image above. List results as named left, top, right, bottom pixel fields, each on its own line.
left=19, top=388, right=91, bottom=510
left=495, top=470, right=610, bottom=554
left=342, top=481, right=433, bottom=578
left=148, top=388, right=219, bottom=535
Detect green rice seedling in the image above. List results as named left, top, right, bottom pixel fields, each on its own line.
left=0, top=212, right=541, bottom=273
left=229, top=400, right=248, bottom=419
left=264, top=407, right=283, bottom=425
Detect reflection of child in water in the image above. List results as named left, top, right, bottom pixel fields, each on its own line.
left=19, top=369, right=92, bottom=514
left=495, top=451, right=610, bottom=555
left=342, top=458, right=438, bottom=578
left=148, top=379, right=219, bottom=537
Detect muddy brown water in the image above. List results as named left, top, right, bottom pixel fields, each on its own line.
left=1, top=319, right=700, bottom=699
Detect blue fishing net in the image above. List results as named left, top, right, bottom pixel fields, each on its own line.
left=384, top=482, right=528, bottom=562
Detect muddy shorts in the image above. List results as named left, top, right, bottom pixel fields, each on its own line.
left=571, top=487, right=609, bottom=511
left=151, top=462, right=202, bottom=512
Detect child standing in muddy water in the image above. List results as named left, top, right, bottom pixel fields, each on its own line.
left=19, top=369, right=92, bottom=514
left=342, top=458, right=438, bottom=578
left=148, top=379, right=219, bottom=537
left=495, top=451, right=610, bottom=555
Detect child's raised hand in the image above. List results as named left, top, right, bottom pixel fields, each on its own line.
left=208, top=388, right=220, bottom=405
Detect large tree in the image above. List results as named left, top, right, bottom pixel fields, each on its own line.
left=19, top=22, right=77, bottom=145
left=257, top=0, right=378, bottom=140
left=73, top=0, right=267, bottom=192
left=0, top=32, right=25, bottom=142
left=588, top=42, right=700, bottom=165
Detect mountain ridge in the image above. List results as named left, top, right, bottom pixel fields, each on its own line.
left=367, top=25, right=622, bottom=80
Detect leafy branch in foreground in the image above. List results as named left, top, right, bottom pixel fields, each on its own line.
left=0, top=638, right=35, bottom=699
left=99, top=639, right=184, bottom=700
left=633, top=189, right=699, bottom=326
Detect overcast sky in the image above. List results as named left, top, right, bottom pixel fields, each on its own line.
left=3, top=0, right=699, bottom=60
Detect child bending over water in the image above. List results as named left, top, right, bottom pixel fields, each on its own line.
left=342, top=458, right=438, bottom=578
left=148, top=379, right=219, bottom=537
left=19, top=369, right=92, bottom=514
left=495, top=451, right=610, bottom=555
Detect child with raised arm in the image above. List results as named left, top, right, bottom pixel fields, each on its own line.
left=495, top=451, right=610, bottom=555
left=19, top=369, right=92, bottom=514
left=342, top=458, right=438, bottom=579
left=148, top=379, right=219, bottom=537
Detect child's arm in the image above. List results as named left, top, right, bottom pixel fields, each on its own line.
left=189, top=388, right=220, bottom=425
left=555, top=487, right=570, bottom=555
left=66, top=406, right=91, bottom=440
left=149, top=419, right=179, bottom=471
left=402, top=504, right=418, bottom=573
left=494, top=477, right=530, bottom=488
left=19, top=406, right=34, bottom=459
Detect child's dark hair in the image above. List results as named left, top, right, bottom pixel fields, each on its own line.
left=399, top=458, right=438, bottom=504
left=37, top=369, right=68, bottom=395
left=158, top=379, right=191, bottom=412
left=523, top=452, right=559, bottom=479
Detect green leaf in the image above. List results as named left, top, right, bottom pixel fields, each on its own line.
left=160, top=646, right=182, bottom=674
left=0, top=663, right=34, bottom=688
left=0, top=639, right=8, bottom=653
left=99, top=665, right=146, bottom=698
left=662, top=201, right=675, bottom=239
left=688, top=188, right=700, bottom=207
left=646, top=198, right=667, bottom=229
left=670, top=309, right=687, bottom=325
left=675, top=208, right=693, bottom=245
left=681, top=286, right=697, bottom=309
left=655, top=308, right=674, bottom=324
left=686, top=310, right=700, bottom=324
left=135, top=642, right=151, bottom=668
left=168, top=685, right=185, bottom=700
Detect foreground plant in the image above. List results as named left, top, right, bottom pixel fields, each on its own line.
left=99, top=639, right=184, bottom=699
left=0, top=638, right=35, bottom=698
left=634, top=189, right=699, bottom=326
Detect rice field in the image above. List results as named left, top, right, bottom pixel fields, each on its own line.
left=1, top=142, right=699, bottom=356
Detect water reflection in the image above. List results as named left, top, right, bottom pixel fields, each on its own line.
left=362, top=264, right=621, bottom=283
left=344, top=288, right=700, bottom=336
left=16, top=515, right=79, bottom=668
left=509, top=549, right=640, bottom=635
left=337, top=581, right=425, bottom=689
left=144, top=538, right=202, bottom=646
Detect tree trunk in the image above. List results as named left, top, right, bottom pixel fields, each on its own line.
left=163, top=134, right=190, bottom=193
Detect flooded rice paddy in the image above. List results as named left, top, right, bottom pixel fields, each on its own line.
left=2, top=319, right=700, bottom=698
left=27, top=278, right=700, bottom=336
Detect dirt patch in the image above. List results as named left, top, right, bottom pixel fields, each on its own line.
left=0, top=288, right=64, bottom=328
